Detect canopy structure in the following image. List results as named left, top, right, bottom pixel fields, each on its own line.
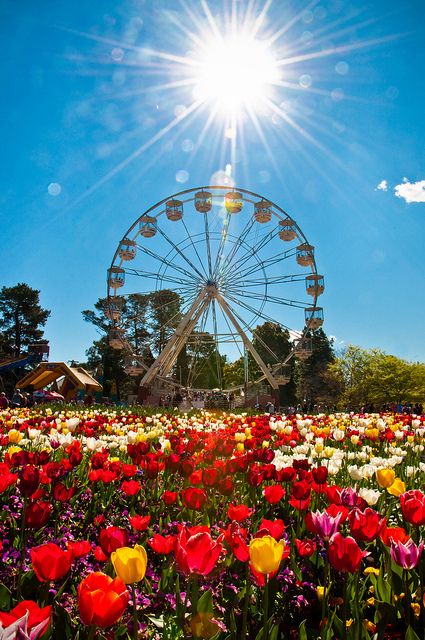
left=16, top=362, right=102, bottom=400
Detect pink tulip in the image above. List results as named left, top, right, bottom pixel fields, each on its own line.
left=310, top=510, right=342, bottom=541
left=390, top=538, right=424, bottom=569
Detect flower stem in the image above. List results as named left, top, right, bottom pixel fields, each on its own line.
left=241, top=563, right=251, bottom=639
left=263, top=574, right=269, bottom=640
left=132, top=583, right=138, bottom=640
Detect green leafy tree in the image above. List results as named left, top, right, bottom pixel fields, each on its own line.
left=295, top=329, right=336, bottom=406
left=0, top=283, right=50, bottom=356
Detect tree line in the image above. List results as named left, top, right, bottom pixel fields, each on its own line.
left=1, top=283, right=425, bottom=408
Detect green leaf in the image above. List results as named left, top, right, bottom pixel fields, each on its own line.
left=0, top=583, right=11, bottom=609
left=299, top=619, right=308, bottom=640
left=197, top=589, right=213, bottom=615
left=269, top=623, right=280, bottom=640
left=405, top=627, right=421, bottom=640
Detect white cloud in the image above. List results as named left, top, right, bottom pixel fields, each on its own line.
left=376, top=179, right=388, bottom=191
left=394, top=178, right=425, bottom=204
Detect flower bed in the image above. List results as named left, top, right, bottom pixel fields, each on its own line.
left=0, top=407, right=425, bottom=639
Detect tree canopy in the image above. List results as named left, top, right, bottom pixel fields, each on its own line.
left=0, top=283, right=50, bottom=357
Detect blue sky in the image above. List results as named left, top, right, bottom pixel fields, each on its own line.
left=1, top=0, right=424, bottom=365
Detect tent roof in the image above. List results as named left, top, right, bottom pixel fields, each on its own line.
left=16, top=362, right=102, bottom=392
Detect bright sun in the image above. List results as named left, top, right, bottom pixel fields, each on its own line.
left=193, top=34, right=280, bottom=116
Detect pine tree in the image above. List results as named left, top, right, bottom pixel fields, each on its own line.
left=0, top=283, right=50, bottom=356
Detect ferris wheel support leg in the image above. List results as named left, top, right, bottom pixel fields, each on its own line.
left=215, top=293, right=279, bottom=390
left=159, top=298, right=210, bottom=378
left=139, top=288, right=209, bottom=388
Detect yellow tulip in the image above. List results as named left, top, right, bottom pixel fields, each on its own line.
left=111, top=545, right=147, bottom=584
left=249, top=535, right=285, bottom=575
left=387, top=478, right=405, bottom=496
left=8, top=429, right=22, bottom=444
left=376, top=469, right=395, bottom=488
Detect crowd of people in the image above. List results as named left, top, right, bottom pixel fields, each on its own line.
left=0, top=389, right=35, bottom=409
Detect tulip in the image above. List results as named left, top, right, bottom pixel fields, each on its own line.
left=387, top=478, right=405, bottom=496
left=390, top=538, right=424, bottom=569
left=19, top=465, right=40, bottom=497
left=175, top=527, right=223, bottom=576
left=121, top=480, right=141, bottom=496
left=227, top=503, right=252, bottom=522
left=30, top=542, right=73, bottom=582
left=310, top=510, right=342, bottom=541
left=24, top=501, right=53, bottom=529
left=295, top=538, right=317, bottom=558
left=148, top=534, right=176, bottom=555
left=400, top=490, right=425, bottom=526
left=263, top=484, right=285, bottom=504
left=0, top=600, right=52, bottom=639
left=99, top=526, right=129, bottom=556
left=78, top=572, right=129, bottom=628
left=380, top=523, right=410, bottom=546
left=249, top=535, right=286, bottom=575
left=328, top=533, right=368, bottom=573
left=181, top=487, right=208, bottom=510
left=111, top=545, right=147, bottom=584
left=348, top=508, right=384, bottom=543
left=376, top=468, right=395, bottom=488
left=67, top=540, right=92, bottom=559
left=129, top=515, right=151, bottom=532
left=255, top=518, right=285, bottom=541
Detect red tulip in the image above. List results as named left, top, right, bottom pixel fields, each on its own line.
left=328, top=533, right=368, bottom=573
left=295, top=538, right=317, bottom=558
left=227, top=504, right=252, bottom=522
left=19, top=465, right=40, bottom=497
left=0, top=600, right=52, bottom=637
left=94, top=546, right=108, bottom=562
left=223, top=522, right=249, bottom=562
left=202, top=468, right=219, bottom=487
left=148, top=534, right=176, bottom=554
left=129, top=515, right=151, bottom=531
left=255, top=518, right=285, bottom=541
left=400, top=490, right=425, bottom=526
left=30, top=543, right=73, bottom=582
left=348, top=508, right=384, bottom=543
left=380, top=523, right=410, bottom=546
left=99, top=526, right=129, bottom=556
left=67, top=540, right=92, bottom=558
left=0, top=472, right=17, bottom=493
left=162, top=491, right=178, bottom=506
left=181, top=487, right=207, bottom=511
left=312, top=466, right=328, bottom=484
left=175, top=526, right=223, bottom=576
left=52, top=482, right=75, bottom=502
left=121, top=480, right=141, bottom=496
left=78, top=572, right=129, bottom=628
left=264, top=484, right=285, bottom=504
left=25, top=501, right=53, bottom=529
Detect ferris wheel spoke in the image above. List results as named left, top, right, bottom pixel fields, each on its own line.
left=156, top=227, right=206, bottom=280
left=218, top=216, right=255, bottom=276
left=136, top=243, right=199, bottom=282
left=226, top=249, right=296, bottom=284
left=223, top=291, right=295, bottom=334
left=224, top=227, right=278, bottom=275
left=226, top=289, right=309, bottom=309
left=180, top=218, right=210, bottom=279
left=212, top=212, right=231, bottom=280
left=124, top=268, right=194, bottom=288
left=233, top=273, right=308, bottom=287
left=203, top=211, right=214, bottom=278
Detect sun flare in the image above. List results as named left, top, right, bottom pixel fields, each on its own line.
left=193, top=34, right=280, bottom=116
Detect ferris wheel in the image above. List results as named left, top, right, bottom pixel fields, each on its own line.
left=106, top=186, right=324, bottom=393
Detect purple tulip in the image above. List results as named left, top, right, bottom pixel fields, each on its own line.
left=310, top=510, right=342, bottom=540
left=390, top=538, right=424, bottom=569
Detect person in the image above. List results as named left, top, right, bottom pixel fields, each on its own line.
left=11, top=389, right=24, bottom=408
left=0, top=392, right=9, bottom=409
